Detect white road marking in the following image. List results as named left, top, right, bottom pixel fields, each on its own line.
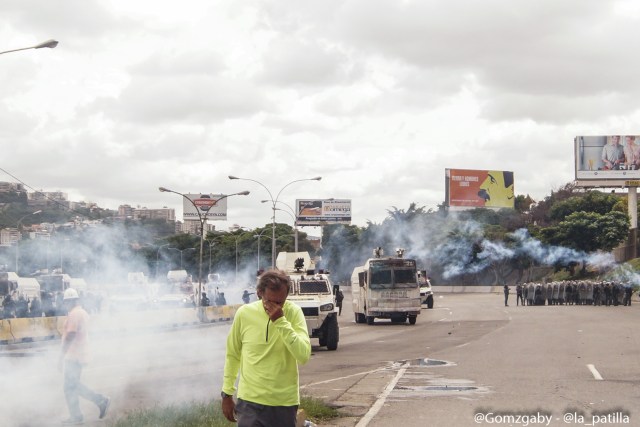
left=587, top=364, right=603, bottom=380
left=355, top=363, right=408, bottom=427
left=300, top=367, right=387, bottom=389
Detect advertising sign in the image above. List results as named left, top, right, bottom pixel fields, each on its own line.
left=296, top=199, right=351, bottom=226
left=183, top=194, right=228, bottom=221
left=446, top=169, right=515, bottom=209
left=575, top=135, right=640, bottom=181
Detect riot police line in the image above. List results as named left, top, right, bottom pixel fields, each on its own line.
left=515, top=281, right=635, bottom=306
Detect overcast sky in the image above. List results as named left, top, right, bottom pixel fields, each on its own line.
left=2, top=0, right=640, bottom=231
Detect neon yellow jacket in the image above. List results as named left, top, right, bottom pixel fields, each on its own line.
left=222, top=299, right=311, bottom=406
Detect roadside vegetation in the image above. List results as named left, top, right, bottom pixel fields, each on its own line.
left=107, top=396, right=339, bottom=427
left=1, top=181, right=636, bottom=287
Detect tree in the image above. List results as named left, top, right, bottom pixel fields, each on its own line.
left=539, top=211, right=629, bottom=253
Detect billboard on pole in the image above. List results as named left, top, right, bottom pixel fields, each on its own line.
left=296, top=199, right=351, bottom=226
left=575, top=135, right=640, bottom=182
left=183, top=194, right=228, bottom=221
left=446, top=168, right=515, bottom=209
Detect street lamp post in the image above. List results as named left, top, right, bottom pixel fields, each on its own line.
left=166, top=247, right=196, bottom=270
left=0, top=39, right=59, bottom=55
left=229, top=176, right=321, bottom=268
left=15, top=210, right=42, bottom=273
left=262, top=200, right=300, bottom=252
left=159, top=187, right=249, bottom=306
left=156, top=243, right=170, bottom=278
left=253, top=229, right=270, bottom=272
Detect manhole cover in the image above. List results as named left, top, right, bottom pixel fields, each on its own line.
left=399, top=358, right=454, bottom=367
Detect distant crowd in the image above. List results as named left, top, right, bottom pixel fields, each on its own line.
left=1, top=291, right=103, bottom=320
left=511, top=281, right=635, bottom=306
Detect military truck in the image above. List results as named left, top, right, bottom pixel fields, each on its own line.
left=352, top=247, right=421, bottom=325
left=276, top=252, right=339, bottom=350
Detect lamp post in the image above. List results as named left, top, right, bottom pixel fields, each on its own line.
left=253, top=229, right=270, bottom=272
left=229, top=175, right=321, bottom=268
left=15, top=210, right=42, bottom=273
left=159, top=187, right=249, bottom=306
left=207, top=236, right=227, bottom=274
left=166, top=247, right=196, bottom=270
left=156, top=243, right=170, bottom=278
left=262, top=200, right=300, bottom=252
left=0, top=39, right=59, bottom=55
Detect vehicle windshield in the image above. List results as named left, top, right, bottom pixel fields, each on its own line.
left=369, top=266, right=417, bottom=289
left=394, top=268, right=418, bottom=288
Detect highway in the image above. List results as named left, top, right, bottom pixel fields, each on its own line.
left=2, top=289, right=639, bottom=427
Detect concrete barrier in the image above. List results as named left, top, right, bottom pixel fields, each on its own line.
left=433, top=285, right=501, bottom=293
left=1, top=304, right=242, bottom=345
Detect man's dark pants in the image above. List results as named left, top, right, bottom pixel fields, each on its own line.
left=236, top=398, right=298, bottom=427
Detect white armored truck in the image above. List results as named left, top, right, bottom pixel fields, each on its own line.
left=352, top=247, right=421, bottom=325
left=276, top=252, right=339, bottom=350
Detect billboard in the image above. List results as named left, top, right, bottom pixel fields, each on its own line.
left=295, top=199, right=351, bottom=226
left=446, top=169, right=515, bottom=208
left=575, top=135, right=640, bottom=181
left=183, top=194, right=229, bottom=221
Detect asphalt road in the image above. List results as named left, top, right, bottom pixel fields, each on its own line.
left=2, top=289, right=639, bottom=427
left=305, top=288, right=640, bottom=427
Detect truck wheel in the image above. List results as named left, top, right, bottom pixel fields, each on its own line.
left=408, top=315, right=417, bottom=325
left=366, top=316, right=374, bottom=325
left=427, top=295, right=434, bottom=309
left=326, top=316, right=339, bottom=350
left=319, top=335, right=327, bottom=347
left=355, top=313, right=365, bottom=323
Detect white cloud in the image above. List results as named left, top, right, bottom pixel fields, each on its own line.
left=1, top=0, right=639, bottom=229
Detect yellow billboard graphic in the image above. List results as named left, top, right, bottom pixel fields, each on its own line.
left=446, top=169, right=515, bottom=208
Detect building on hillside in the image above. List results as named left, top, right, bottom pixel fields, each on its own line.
left=0, top=182, right=26, bottom=193
left=0, top=228, right=19, bottom=246
left=28, top=191, right=69, bottom=210
left=133, top=207, right=175, bottom=222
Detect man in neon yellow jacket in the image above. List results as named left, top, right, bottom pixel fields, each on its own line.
left=222, top=269, right=311, bottom=426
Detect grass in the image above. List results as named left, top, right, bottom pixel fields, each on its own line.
left=107, top=396, right=339, bottom=427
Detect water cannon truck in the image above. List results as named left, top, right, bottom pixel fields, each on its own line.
left=351, top=247, right=421, bottom=325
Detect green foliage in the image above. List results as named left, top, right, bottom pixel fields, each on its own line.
left=300, top=395, right=340, bottom=421
left=106, top=397, right=338, bottom=427
left=549, top=191, right=621, bottom=221
left=107, top=401, right=230, bottom=427
left=540, top=210, right=629, bottom=252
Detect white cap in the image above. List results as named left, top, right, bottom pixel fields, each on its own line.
left=63, top=288, right=79, bottom=300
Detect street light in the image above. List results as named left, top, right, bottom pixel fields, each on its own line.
left=0, top=39, right=59, bottom=55
left=156, top=243, right=170, bottom=278
left=159, top=187, right=249, bottom=306
left=15, top=210, right=42, bottom=273
left=166, top=247, right=196, bottom=270
left=207, top=237, right=225, bottom=274
left=253, top=229, right=271, bottom=272
left=229, top=175, right=321, bottom=268
left=262, top=200, right=299, bottom=252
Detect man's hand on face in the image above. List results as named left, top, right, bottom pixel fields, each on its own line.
left=263, top=299, right=284, bottom=321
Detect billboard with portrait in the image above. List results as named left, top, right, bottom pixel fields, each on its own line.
left=445, top=169, right=515, bottom=209
left=575, top=135, right=640, bottom=181
left=183, top=194, right=228, bottom=221
left=296, top=199, right=351, bottom=226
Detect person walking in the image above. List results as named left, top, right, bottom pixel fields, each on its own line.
left=221, top=270, right=311, bottom=427
left=336, top=289, right=344, bottom=315
left=503, top=284, right=509, bottom=307
left=516, top=284, right=523, bottom=306
left=58, top=288, right=110, bottom=425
